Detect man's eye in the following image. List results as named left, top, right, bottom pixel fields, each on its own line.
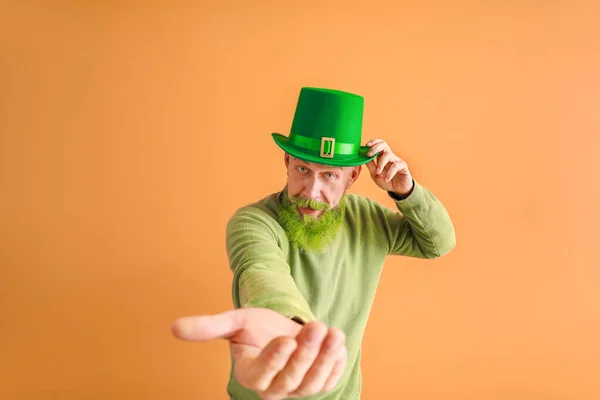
left=298, top=166, right=307, bottom=173
left=326, top=173, right=337, bottom=180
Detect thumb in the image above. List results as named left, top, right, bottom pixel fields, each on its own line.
left=172, top=309, right=244, bottom=341
left=365, top=160, right=377, bottom=177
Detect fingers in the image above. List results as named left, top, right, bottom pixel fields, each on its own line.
left=365, top=138, right=384, bottom=147
left=254, top=324, right=348, bottom=399
left=366, top=159, right=377, bottom=177
left=238, top=336, right=298, bottom=393
left=172, top=310, right=245, bottom=341
left=322, top=345, right=348, bottom=392
left=383, top=160, right=403, bottom=182
left=366, top=140, right=401, bottom=177
left=375, top=151, right=397, bottom=174
left=389, top=159, right=409, bottom=182
left=267, top=322, right=329, bottom=396
left=366, top=141, right=388, bottom=157
left=290, top=327, right=346, bottom=397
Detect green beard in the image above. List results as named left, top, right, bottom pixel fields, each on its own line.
left=276, top=187, right=347, bottom=254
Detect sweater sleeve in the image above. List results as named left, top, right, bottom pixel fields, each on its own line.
left=370, top=180, right=456, bottom=259
left=226, top=207, right=316, bottom=323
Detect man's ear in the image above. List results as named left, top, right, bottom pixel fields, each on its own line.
left=345, top=166, right=362, bottom=189
left=284, top=152, right=290, bottom=168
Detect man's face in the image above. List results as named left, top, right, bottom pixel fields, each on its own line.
left=284, top=153, right=361, bottom=218
left=275, top=154, right=361, bottom=254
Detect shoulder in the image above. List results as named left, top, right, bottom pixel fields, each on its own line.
left=343, top=192, right=387, bottom=215
left=343, top=192, right=399, bottom=232
left=226, top=193, right=284, bottom=236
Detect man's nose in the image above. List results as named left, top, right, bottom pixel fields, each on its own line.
left=304, top=177, right=322, bottom=200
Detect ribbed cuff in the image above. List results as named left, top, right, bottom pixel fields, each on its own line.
left=388, top=179, right=426, bottom=210
left=247, top=302, right=316, bottom=323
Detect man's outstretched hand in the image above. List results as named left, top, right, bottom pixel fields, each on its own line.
left=172, top=308, right=347, bottom=400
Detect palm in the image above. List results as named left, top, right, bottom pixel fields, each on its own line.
left=227, top=308, right=302, bottom=362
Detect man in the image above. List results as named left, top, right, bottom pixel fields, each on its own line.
left=172, top=87, right=456, bottom=399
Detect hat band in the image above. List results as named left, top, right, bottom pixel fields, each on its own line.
left=290, top=134, right=359, bottom=156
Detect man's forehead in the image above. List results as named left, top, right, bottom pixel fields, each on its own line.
left=289, top=155, right=344, bottom=172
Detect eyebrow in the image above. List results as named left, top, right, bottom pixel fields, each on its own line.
left=298, top=163, right=342, bottom=174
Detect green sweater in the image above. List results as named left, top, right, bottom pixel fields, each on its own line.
left=225, top=180, right=456, bottom=399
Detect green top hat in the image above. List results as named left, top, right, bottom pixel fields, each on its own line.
left=272, top=87, right=378, bottom=167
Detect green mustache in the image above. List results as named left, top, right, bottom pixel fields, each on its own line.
left=288, top=196, right=331, bottom=211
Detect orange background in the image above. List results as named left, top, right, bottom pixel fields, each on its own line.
left=1, top=2, right=599, bottom=399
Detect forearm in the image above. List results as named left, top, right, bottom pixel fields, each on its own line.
left=386, top=180, right=456, bottom=258
left=236, top=263, right=316, bottom=323
left=227, top=209, right=316, bottom=323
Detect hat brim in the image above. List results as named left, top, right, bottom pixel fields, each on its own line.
left=272, top=133, right=377, bottom=167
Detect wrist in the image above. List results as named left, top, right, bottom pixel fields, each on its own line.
left=388, top=179, right=415, bottom=200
